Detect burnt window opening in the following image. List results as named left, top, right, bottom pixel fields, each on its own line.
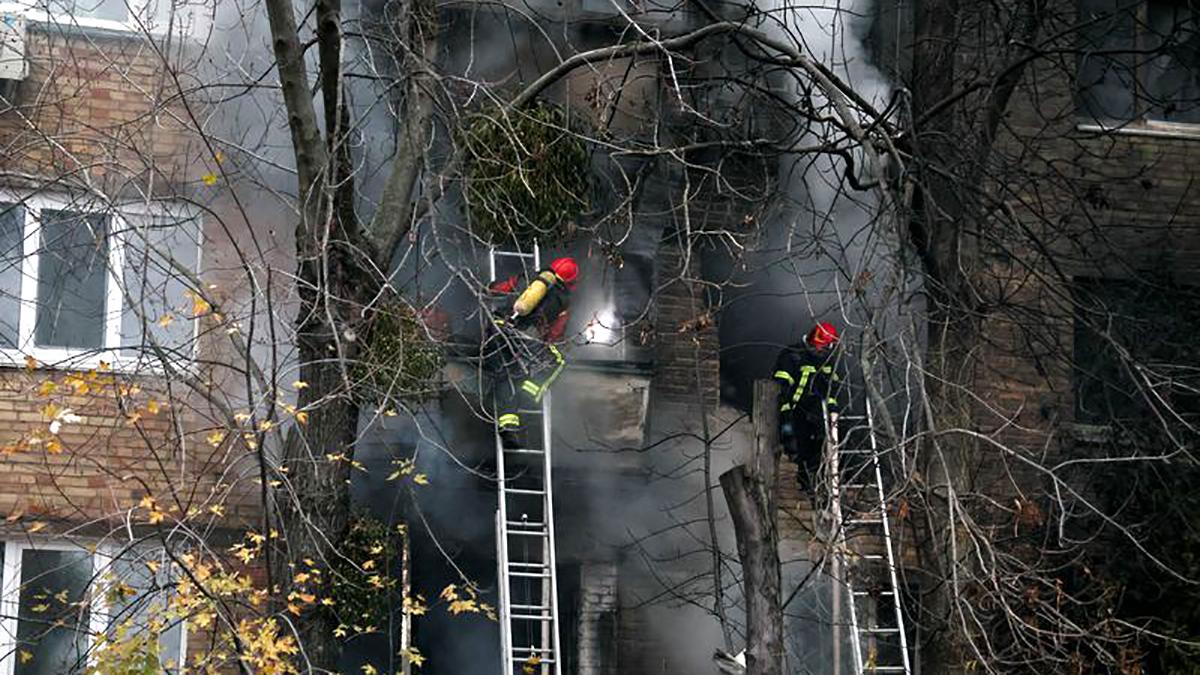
left=1072, top=277, right=1200, bottom=429
left=1077, top=0, right=1200, bottom=124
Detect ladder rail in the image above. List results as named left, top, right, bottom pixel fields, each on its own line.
left=865, top=398, right=912, bottom=675
left=541, top=388, right=563, bottom=675
left=828, top=410, right=866, bottom=675
left=496, top=510, right=515, bottom=673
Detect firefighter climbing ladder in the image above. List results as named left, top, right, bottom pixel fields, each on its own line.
left=489, top=242, right=563, bottom=675
left=828, top=399, right=912, bottom=675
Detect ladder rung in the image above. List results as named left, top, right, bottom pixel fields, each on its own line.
left=862, top=667, right=907, bottom=672
left=860, top=627, right=901, bottom=634
left=510, top=604, right=552, bottom=611
left=853, top=590, right=894, bottom=596
left=503, top=448, right=545, bottom=454
left=513, top=655, right=557, bottom=663
left=841, top=449, right=874, bottom=455
left=511, top=614, right=555, bottom=621
left=512, top=647, right=556, bottom=654
left=492, top=251, right=538, bottom=258
left=517, top=409, right=545, bottom=415
left=847, top=518, right=884, bottom=525
left=508, top=561, right=547, bottom=568
left=840, top=484, right=876, bottom=490
left=507, top=520, right=546, bottom=528
left=505, top=487, right=546, bottom=496
left=838, top=415, right=867, bottom=421
left=508, top=529, right=548, bottom=537
left=509, top=571, right=551, bottom=578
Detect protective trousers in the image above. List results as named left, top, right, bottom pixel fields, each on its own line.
left=781, top=411, right=826, bottom=489
left=489, top=322, right=566, bottom=445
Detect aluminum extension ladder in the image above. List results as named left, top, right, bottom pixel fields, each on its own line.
left=827, top=399, right=912, bottom=675
left=489, top=243, right=563, bottom=675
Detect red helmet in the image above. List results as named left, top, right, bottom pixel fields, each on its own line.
left=808, top=321, right=839, bottom=349
left=550, top=257, right=578, bottom=284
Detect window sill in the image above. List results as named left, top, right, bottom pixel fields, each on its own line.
left=0, top=348, right=189, bottom=376
left=1065, top=422, right=1113, bottom=444
left=1074, top=119, right=1200, bottom=141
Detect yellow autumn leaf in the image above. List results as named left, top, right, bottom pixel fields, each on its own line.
left=24, top=355, right=36, bottom=371
left=362, top=664, right=378, bottom=675
left=293, top=572, right=310, bottom=584
left=45, top=438, right=62, bottom=454
left=139, top=494, right=155, bottom=510
left=18, top=649, right=32, bottom=664
left=292, top=380, right=308, bottom=389
left=206, top=430, right=226, bottom=447
left=333, top=625, right=348, bottom=638
left=201, top=172, right=217, bottom=186
left=258, top=419, right=274, bottom=432
left=157, top=313, right=175, bottom=328
left=413, top=474, right=429, bottom=486
left=145, top=559, right=160, bottom=574
left=188, top=291, right=211, bottom=317
left=286, top=603, right=302, bottom=616
left=214, top=151, right=224, bottom=164
left=30, top=603, right=48, bottom=613
left=36, top=380, right=56, bottom=396
left=146, top=399, right=161, bottom=415
left=27, top=521, right=46, bottom=533
left=208, top=504, right=225, bottom=517
left=402, top=647, right=425, bottom=667
left=361, top=559, right=376, bottom=571
left=295, top=411, right=309, bottom=425
left=148, top=509, right=166, bottom=525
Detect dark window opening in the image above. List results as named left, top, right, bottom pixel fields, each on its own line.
left=1077, top=0, right=1200, bottom=124
left=1072, top=277, right=1200, bottom=427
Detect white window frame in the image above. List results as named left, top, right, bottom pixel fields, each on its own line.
left=0, top=540, right=188, bottom=674
left=0, top=189, right=203, bottom=373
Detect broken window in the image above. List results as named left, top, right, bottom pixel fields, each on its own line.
left=1077, top=0, right=1200, bottom=124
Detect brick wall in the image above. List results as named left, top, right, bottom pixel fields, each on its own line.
left=969, top=6, right=1200, bottom=470
left=0, top=26, right=199, bottom=190
left=0, top=24, right=255, bottom=535
left=651, top=229, right=720, bottom=407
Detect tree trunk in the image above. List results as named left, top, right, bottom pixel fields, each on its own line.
left=720, top=380, right=783, bottom=675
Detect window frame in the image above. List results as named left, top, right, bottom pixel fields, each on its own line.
left=0, top=540, right=186, bottom=675
left=0, top=189, right=203, bottom=373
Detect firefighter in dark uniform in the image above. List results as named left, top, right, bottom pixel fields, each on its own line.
left=487, top=257, right=577, bottom=448
left=773, top=321, right=841, bottom=488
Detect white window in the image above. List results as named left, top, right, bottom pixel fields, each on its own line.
left=0, top=541, right=185, bottom=674
left=0, top=192, right=202, bottom=371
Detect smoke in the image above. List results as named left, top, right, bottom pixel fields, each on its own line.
left=715, top=0, right=908, bottom=408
